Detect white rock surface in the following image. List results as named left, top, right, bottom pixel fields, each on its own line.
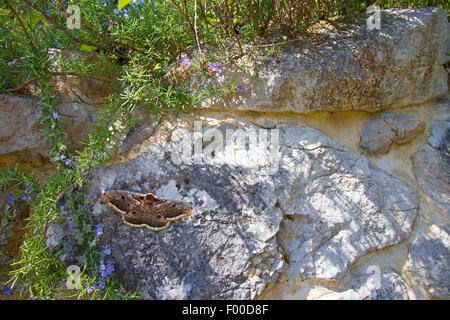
left=275, top=125, right=418, bottom=281
left=406, top=225, right=450, bottom=299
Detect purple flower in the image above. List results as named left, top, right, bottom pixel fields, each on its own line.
left=55, top=41, right=60, bottom=48
left=59, top=154, right=66, bottom=161
left=180, top=56, right=192, bottom=68
left=52, top=111, right=59, bottom=119
left=103, top=261, right=114, bottom=278
left=94, top=280, right=105, bottom=290
left=102, top=245, right=111, bottom=256
left=237, top=85, right=242, bottom=92
left=7, top=194, right=14, bottom=202
left=95, top=224, right=103, bottom=237
left=21, top=194, right=29, bottom=201
left=98, top=259, right=114, bottom=280
left=63, top=158, right=77, bottom=167
left=209, top=62, right=222, bottom=73
left=64, top=220, right=72, bottom=228
left=2, top=285, right=11, bottom=296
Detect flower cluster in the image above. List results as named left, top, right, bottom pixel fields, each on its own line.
left=164, top=54, right=225, bottom=86
left=59, top=154, right=77, bottom=167
left=208, top=62, right=222, bottom=74
left=164, top=56, right=193, bottom=85
left=93, top=258, right=115, bottom=290
left=180, top=56, right=192, bottom=69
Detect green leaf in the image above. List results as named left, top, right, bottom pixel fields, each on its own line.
left=118, top=0, right=135, bottom=11
left=78, top=44, right=97, bottom=51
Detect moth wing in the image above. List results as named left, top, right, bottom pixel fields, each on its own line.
left=159, top=200, right=193, bottom=221
left=122, top=206, right=170, bottom=231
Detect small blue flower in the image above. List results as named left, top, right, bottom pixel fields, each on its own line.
left=180, top=56, right=192, bottom=68
left=55, top=41, right=60, bottom=48
left=52, top=111, right=59, bottom=119
left=95, top=224, right=103, bottom=237
left=3, top=285, right=11, bottom=296
left=99, top=258, right=106, bottom=272
left=104, top=261, right=114, bottom=278
left=98, top=258, right=114, bottom=280
left=102, top=245, right=111, bottom=256
left=209, top=62, right=222, bottom=73
left=94, top=280, right=105, bottom=290
left=64, top=220, right=72, bottom=228
left=21, top=194, right=29, bottom=201
left=63, top=158, right=77, bottom=167
left=7, top=194, right=14, bottom=202
left=237, top=85, right=242, bottom=92
left=59, top=154, right=66, bottom=161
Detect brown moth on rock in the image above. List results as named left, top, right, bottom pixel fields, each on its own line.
left=100, top=190, right=193, bottom=231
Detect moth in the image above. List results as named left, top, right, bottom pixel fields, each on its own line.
left=100, top=190, right=193, bottom=231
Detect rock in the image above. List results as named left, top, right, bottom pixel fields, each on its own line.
left=428, top=120, right=450, bottom=149
left=359, top=113, right=425, bottom=154
left=48, top=49, right=116, bottom=106
left=310, top=270, right=409, bottom=300
left=86, top=117, right=287, bottom=299
left=412, top=120, right=450, bottom=212
left=406, top=225, right=450, bottom=299
left=0, top=94, right=97, bottom=166
left=45, top=222, right=83, bottom=267
left=56, top=102, right=98, bottom=150
left=196, top=7, right=448, bottom=113
left=275, top=124, right=418, bottom=281
left=84, top=115, right=418, bottom=298
left=0, top=94, right=50, bottom=166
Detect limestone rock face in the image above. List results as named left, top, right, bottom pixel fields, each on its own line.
left=412, top=120, right=450, bottom=212
left=83, top=116, right=418, bottom=298
left=406, top=225, right=450, bottom=299
left=359, top=113, right=425, bottom=154
left=275, top=125, right=418, bottom=281
left=310, top=270, right=409, bottom=300
left=86, top=118, right=288, bottom=299
left=197, top=7, right=448, bottom=113
left=0, top=94, right=50, bottom=166
left=0, top=94, right=97, bottom=166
